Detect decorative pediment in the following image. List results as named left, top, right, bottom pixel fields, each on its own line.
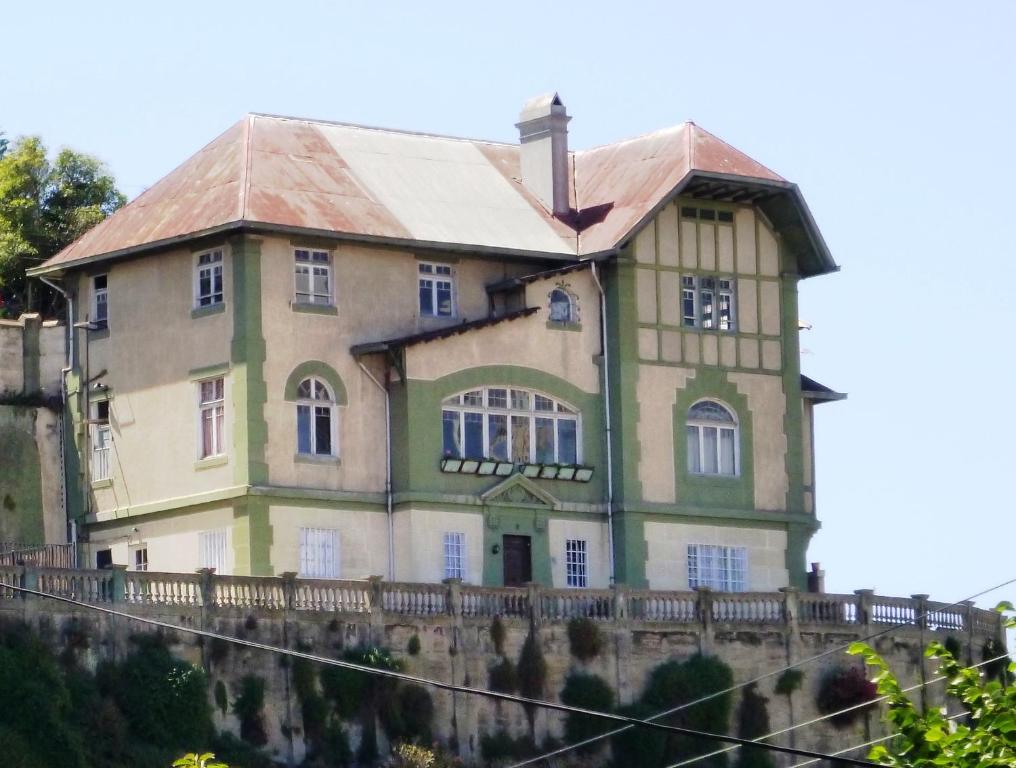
left=480, top=473, right=559, bottom=510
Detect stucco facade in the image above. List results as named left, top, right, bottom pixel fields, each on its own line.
left=32, top=98, right=841, bottom=591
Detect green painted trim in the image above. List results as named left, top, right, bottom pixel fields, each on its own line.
left=249, top=484, right=385, bottom=505
left=90, top=478, right=113, bottom=490
left=194, top=456, right=228, bottom=470
left=283, top=360, right=348, bottom=405
left=545, top=321, right=582, bottom=332
left=232, top=495, right=273, bottom=576
left=481, top=507, right=552, bottom=587
left=189, top=362, right=231, bottom=380
left=229, top=235, right=269, bottom=487
left=87, top=387, right=114, bottom=402
left=391, top=490, right=606, bottom=515
left=615, top=501, right=819, bottom=528
left=290, top=302, right=338, bottom=316
left=612, top=510, right=648, bottom=588
left=294, top=453, right=341, bottom=466
left=191, top=303, right=226, bottom=320
left=672, top=368, right=755, bottom=510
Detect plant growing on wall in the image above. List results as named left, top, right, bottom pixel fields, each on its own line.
left=815, top=665, right=877, bottom=728
left=773, top=668, right=803, bottom=748
left=566, top=617, right=603, bottom=662
left=734, top=683, right=774, bottom=768
left=232, top=675, right=268, bottom=746
left=488, top=656, right=518, bottom=693
left=490, top=616, right=506, bottom=656
left=559, top=672, right=615, bottom=753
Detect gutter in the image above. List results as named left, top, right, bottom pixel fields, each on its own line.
left=588, top=262, right=616, bottom=585
left=358, top=360, right=395, bottom=581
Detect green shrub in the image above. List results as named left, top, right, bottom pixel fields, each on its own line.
left=567, top=617, right=604, bottom=662
left=381, top=683, right=435, bottom=743
left=559, top=672, right=614, bottom=752
left=516, top=631, right=547, bottom=700
left=212, top=731, right=274, bottom=768
left=214, top=680, right=228, bottom=715
left=232, top=675, right=268, bottom=746
left=302, top=722, right=352, bottom=768
left=488, top=657, right=518, bottom=693
left=407, top=633, right=422, bottom=656
left=490, top=616, right=507, bottom=655
left=815, top=666, right=877, bottom=727
left=735, top=683, right=774, bottom=768
left=774, top=669, right=804, bottom=696
left=943, top=636, right=962, bottom=662
left=480, top=729, right=536, bottom=763
left=611, top=701, right=667, bottom=767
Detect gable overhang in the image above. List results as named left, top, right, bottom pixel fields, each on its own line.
left=612, top=171, right=838, bottom=279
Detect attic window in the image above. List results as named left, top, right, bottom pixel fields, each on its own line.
left=681, top=207, right=734, bottom=223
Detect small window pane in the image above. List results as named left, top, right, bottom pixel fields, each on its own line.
left=702, top=427, right=719, bottom=474
left=436, top=281, right=453, bottom=316
left=719, top=428, right=735, bottom=475
left=535, top=418, right=555, bottom=463
left=534, top=395, right=554, bottom=412
left=511, top=415, right=530, bottom=462
left=297, top=405, right=312, bottom=454
left=297, top=379, right=313, bottom=399
left=511, top=390, right=530, bottom=410
left=487, top=388, right=507, bottom=409
left=689, top=401, right=734, bottom=423
left=462, top=391, right=483, bottom=407
left=488, top=414, right=508, bottom=460
left=442, top=411, right=461, bottom=457
left=444, top=532, right=465, bottom=580
left=315, top=406, right=332, bottom=455
left=557, top=420, right=577, bottom=464
left=464, top=413, right=484, bottom=458
left=686, top=426, right=701, bottom=474
left=419, top=279, right=433, bottom=315
left=549, top=289, right=572, bottom=322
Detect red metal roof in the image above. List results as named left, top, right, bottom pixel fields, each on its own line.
left=34, top=114, right=818, bottom=274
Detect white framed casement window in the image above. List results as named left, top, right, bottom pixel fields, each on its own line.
left=198, top=377, right=225, bottom=459
left=294, top=248, right=333, bottom=305
left=548, top=288, right=575, bottom=323
left=441, top=387, right=579, bottom=464
left=130, top=545, right=149, bottom=572
left=443, top=532, right=466, bottom=581
left=418, top=262, right=454, bottom=317
left=565, top=539, right=588, bottom=588
left=296, top=377, right=337, bottom=457
left=198, top=529, right=228, bottom=574
left=680, top=274, right=736, bottom=331
left=93, top=274, right=108, bottom=325
left=194, top=249, right=224, bottom=308
left=91, top=400, right=112, bottom=482
left=299, top=528, right=338, bottom=579
left=687, top=544, right=747, bottom=592
left=686, top=400, right=738, bottom=476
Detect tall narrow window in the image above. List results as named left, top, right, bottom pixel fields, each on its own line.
left=565, top=539, right=588, bottom=588
left=92, top=400, right=111, bottom=481
left=199, top=529, right=228, bottom=573
left=199, top=378, right=225, bottom=459
left=681, top=276, right=697, bottom=327
left=195, top=250, right=224, bottom=307
left=717, top=279, right=735, bottom=331
left=294, top=249, right=332, bottom=305
left=548, top=289, right=573, bottom=323
left=299, top=528, right=338, bottom=578
left=419, top=262, right=454, bottom=317
left=687, top=544, right=747, bottom=591
left=443, top=532, right=465, bottom=580
left=686, top=400, right=737, bottom=476
left=296, top=378, right=336, bottom=456
left=93, top=275, right=108, bottom=325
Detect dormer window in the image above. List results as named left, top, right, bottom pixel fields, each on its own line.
left=548, top=288, right=574, bottom=323
left=294, top=249, right=333, bottom=306
left=195, top=250, right=224, bottom=308
left=419, top=262, right=454, bottom=317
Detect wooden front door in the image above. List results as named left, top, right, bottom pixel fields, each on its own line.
left=502, top=534, right=532, bottom=587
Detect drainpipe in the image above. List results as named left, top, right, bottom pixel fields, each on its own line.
left=589, top=262, right=616, bottom=585
left=358, top=359, right=394, bottom=581
left=38, top=275, right=76, bottom=563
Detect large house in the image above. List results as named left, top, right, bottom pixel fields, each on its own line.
left=30, top=94, right=842, bottom=590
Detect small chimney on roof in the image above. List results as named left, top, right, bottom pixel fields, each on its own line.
left=516, top=93, right=571, bottom=216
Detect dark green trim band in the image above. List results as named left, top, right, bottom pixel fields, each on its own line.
left=284, top=360, right=348, bottom=405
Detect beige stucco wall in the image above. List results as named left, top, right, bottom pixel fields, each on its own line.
left=0, top=320, right=25, bottom=393
left=547, top=518, right=609, bottom=589
left=392, top=508, right=485, bottom=584
left=0, top=316, right=64, bottom=395
left=644, top=520, right=788, bottom=591
left=636, top=365, right=694, bottom=503
left=269, top=504, right=389, bottom=579
left=729, top=372, right=788, bottom=511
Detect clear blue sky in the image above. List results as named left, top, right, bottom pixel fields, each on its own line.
left=5, top=1, right=1014, bottom=607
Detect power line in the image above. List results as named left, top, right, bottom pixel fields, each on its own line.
left=664, top=651, right=1013, bottom=768
left=1, top=582, right=883, bottom=768
left=509, top=576, right=1016, bottom=767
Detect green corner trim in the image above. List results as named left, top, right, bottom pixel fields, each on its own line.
left=233, top=495, right=273, bottom=576
left=194, top=455, right=229, bottom=471
left=284, top=360, right=348, bottom=405
left=191, top=303, right=226, bottom=320
left=291, top=302, right=338, bottom=316
left=189, top=362, right=231, bottom=381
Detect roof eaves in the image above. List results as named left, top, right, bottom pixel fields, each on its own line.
left=800, top=374, right=847, bottom=403
left=485, top=260, right=596, bottom=295
left=351, top=307, right=539, bottom=356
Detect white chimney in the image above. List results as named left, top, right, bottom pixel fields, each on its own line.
left=516, top=93, right=571, bottom=216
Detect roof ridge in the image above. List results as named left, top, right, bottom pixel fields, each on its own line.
left=240, top=115, right=255, bottom=220
left=688, top=122, right=785, bottom=182
left=248, top=111, right=518, bottom=148
left=573, top=122, right=693, bottom=156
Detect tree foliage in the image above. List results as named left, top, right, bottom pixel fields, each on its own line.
left=849, top=606, right=1016, bottom=767
left=0, top=134, right=124, bottom=315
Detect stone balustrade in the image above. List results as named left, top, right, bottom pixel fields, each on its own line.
left=0, top=564, right=1003, bottom=640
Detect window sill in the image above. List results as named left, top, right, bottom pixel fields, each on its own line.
left=295, top=453, right=341, bottom=466
left=195, top=455, right=228, bottom=470
left=91, top=478, right=113, bottom=489
left=546, top=320, right=582, bottom=332
left=686, top=472, right=741, bottom=485
left=191, top=303, right=226, bottom=319
left=291, top=302, right=338, bottom=316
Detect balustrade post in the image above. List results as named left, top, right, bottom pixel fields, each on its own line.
left=281, top=572, right=297, bottom=612
left=695, top=586, right=714, bottom=654
left=779, top=586, right=801, bottom=659
left=367, top=575, right=385, bottom=645
left=911, top=594, right=930, bottom=712
left=443, top=578, right=463, bottom=619
left=611, top=582, right=627, bottom=624
left=526, top=582, right=542, bottom=626
left=960, top=600, right=975, bottom=665
left=21, top=565, right=37, bottom=601
left=106, top=564, right=127, bottom=603
left=196, top=567, right=216, bottom=633
left=854, top=589, right=874, bottom=630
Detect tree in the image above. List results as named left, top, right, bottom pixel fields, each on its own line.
left=172, top=753, right=228, bottom=768
left=0, top=135, right=124, bottom=316
left=848, top=606, right=1015, bottom=767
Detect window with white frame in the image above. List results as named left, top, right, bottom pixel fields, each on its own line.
left=687, top=544, right=747, bottom=592
left=296, top=378, right=337, bottom=456
left=443, top=532, right=466, bottom=580
left=93, top=274, right=108, bottom=325
left=131, top=546, right=149, bottom=572
left=198, top=377, right=225, bottom=459
left=294, top=249, right=332, bottom=305
left=199, top=529, right=228, bottom=573
left=441, top=387, right=579, bottom=464
left=418, top=262, right=454, bottom=317
left=680, top=275, right=735, bottom=331
left=686, top=400, right=737, bottom=476
left=548, top=288, right=575, bottom=323
left=195, top=250, right=224, bottom=307
left=91, top=400, right=111, bottom=481
left=565, top=539, right=588, bottom=588
left=299, top=528, right=338, bottom=578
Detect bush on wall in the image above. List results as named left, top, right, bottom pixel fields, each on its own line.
left=566, top=617, right=604, bottom=662
left=559, top=672, right=615, bottom=752
left=734, top=683, right=774, bottom=768
left=815, top=666, right=877, bottom=727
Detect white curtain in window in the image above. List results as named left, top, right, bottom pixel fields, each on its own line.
left=300, top=528, right=338, bottom=579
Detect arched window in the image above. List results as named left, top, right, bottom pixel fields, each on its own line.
left=442, top=387, right=579, bottom=464
left=297, top=378, right=337, bottom=456
left=686, top=400, right=737, bottom=476
left=548, top=289, right=574, bottom=323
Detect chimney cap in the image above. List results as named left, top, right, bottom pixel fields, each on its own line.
left=518, top=92, right=567, bottom=124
